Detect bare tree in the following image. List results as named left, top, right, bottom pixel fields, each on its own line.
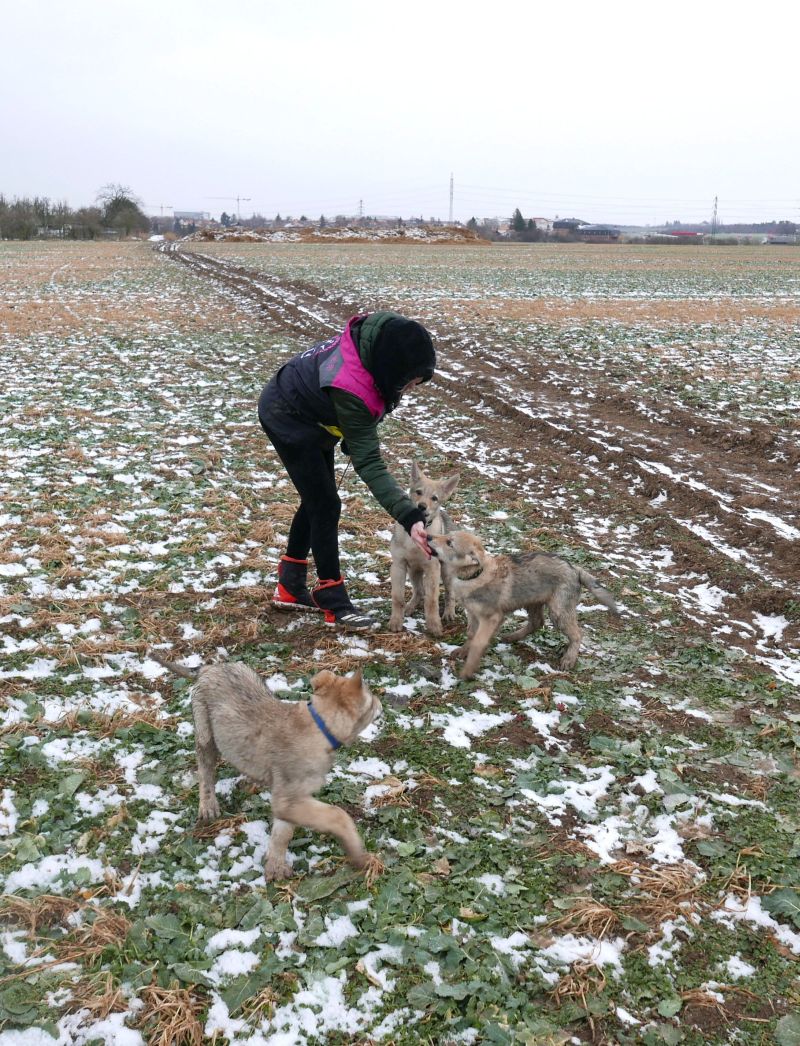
left=96, top=184, right=149, bottom=236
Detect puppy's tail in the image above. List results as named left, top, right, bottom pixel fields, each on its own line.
left=149, top=652, right=200, bottom=680
left=576, top=570, right=620, bottom=618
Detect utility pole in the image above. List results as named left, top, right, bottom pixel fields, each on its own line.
left=358, top=199, right=363, bottom=220
left=206, top=196, right=252, bottom=222
left=711, top=195, right=719, bottom=241
left=448, top=173, right=454, bottom=224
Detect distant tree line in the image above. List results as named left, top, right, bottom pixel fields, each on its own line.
left=0, top=184, right=149, bottom=240
left=661, top=219, right=797, bottom=235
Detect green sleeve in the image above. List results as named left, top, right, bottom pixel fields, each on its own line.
left=329, top=388, right=417, bottom=523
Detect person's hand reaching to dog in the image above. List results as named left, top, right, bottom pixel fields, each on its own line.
left=409, top=520, right=431, bottom=559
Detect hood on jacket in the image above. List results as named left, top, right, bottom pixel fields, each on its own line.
left=354, top=312, right=436, bottom=412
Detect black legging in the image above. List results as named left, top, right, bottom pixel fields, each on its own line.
left=263, top=427, right=342, bottom=581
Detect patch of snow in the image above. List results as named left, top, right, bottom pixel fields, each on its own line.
left=490, top=931, right=530, bottom=968
left=476, top=873, right=506, bottom=896
left=313, top=915, right=360, bottom=948
left=429, top=708, right=512, bottom=749
left=724, top=953, right=756, bottom=979
left=539, top=934, right=625, bottom=971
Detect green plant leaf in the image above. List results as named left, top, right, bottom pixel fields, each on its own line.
left=657, top=996, right=683, bottom=1017
left=762, top=889, right=800, bottom=928
left=621, top=915, right=651, bottom=933
left=435, top=981, right=471, bottom=999
left=221, top=968, right=274, bottom=1015
left=144, top=914, right=186, bottom=940
left=293, top=866, right=360, bottom=902
left=776, top=1013, right=800, bottom=1046
left=170, top=962, right=215, bottom=988
left=59, top=772, right=87, bottom=797
left=695, top=838, right=727, bottom=858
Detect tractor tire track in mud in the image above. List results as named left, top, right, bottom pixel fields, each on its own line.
left=165, top=245, right=799, bottom=660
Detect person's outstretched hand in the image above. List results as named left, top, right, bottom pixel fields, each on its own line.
left=409, top=521, right=431, bottom=559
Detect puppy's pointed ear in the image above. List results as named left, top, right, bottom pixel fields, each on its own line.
left=442, top=473, right=460, bottom=498
left=311, top=669, right=335, bottom=691
left=410, top=461, right=421, bottom=483
left=349, top=667, right=363, bottom=688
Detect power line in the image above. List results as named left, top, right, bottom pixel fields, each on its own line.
left=457, top=182, right=799, bottom=205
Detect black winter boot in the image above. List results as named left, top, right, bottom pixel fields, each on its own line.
left=273, top=556, right=317, bottom=612
left=311, top=578, right=379, bottom=631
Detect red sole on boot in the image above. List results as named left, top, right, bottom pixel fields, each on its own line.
left=272, top=583, right=318, bottom=613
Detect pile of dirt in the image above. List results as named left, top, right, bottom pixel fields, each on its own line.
left=297, top=224, right=486, bottom=245
left=189, top=229, right=286, bottom=244
left=184, top=224, right=486, bottom=246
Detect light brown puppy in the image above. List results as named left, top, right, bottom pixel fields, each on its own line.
left=427, top=531, right=619, bottom=679
left=153, top=656, right=381, bottom=881
left=388, top=461, right=460, bottom=636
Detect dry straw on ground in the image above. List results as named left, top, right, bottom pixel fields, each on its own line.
left=0, top=894, right=82, bottom=935
left=65, top=971, right=130, bottom=1020
left=610, top=859, right=704, bottom=925
left=136, top=984, right=206, bottom=1046
left=547, top=898, right=620, bottom=940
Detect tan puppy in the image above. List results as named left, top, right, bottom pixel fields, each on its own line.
left=154, top=656, right=381, bottom=881
left=427, top=531, right=619, bottom=679
left=389, top=461, right=460, bottom=636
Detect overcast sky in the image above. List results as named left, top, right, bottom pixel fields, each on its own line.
left=3, top=0, right=798, bottom=226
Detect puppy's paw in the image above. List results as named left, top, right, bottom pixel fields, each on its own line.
left=197, top=801, right=221, bottom=824
left=353, top=851, right=385, bottom=885
left=442, top=608, right=457, bottom=624
left=387, top=616, right=403, bottom=633
left=458, top=665, right=476, bottom=681
left=425, top=620, right=443, bottom=638
left=264, top=860, right=294, bottom=882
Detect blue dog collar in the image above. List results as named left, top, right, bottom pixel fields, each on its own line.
left=307, top=701, right=342, bottom=750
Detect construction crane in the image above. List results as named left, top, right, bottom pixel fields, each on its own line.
left=144, top=203, right=173, bottom=216
left=206, top=196, right=252, bottom=222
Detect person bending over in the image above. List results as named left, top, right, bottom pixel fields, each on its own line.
left=258, top=311, right=435, bottom=631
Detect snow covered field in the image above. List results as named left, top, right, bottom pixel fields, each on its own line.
left=1, top=240, right=799, bottom=1044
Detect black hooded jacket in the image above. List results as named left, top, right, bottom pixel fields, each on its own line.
left=259, top=312, right=436, bottom=532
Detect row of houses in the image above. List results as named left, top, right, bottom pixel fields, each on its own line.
left=491, top=217, right=620, bottom=242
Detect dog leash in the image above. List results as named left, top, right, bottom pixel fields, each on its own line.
left=336, top=459, right=351, bottom=491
